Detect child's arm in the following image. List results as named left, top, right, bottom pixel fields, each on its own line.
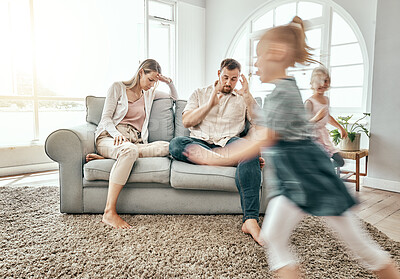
left=328, top=116, right=348, bottom=138
left=304, top=99, right=313, bottom=116
left=305, top=100, right=328, bottom=123
left=312, top=107, right=328, bottom=123
left=183, top=126, right=277, bottom=166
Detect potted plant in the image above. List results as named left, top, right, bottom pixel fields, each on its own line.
left=330, top=113, right=370, bottom=151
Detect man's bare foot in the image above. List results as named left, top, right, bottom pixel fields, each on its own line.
left=102, top=210, right=131, bottom=229
left=86, top=153, right=105, bottom=163
left=242, top=219, right=263, bottom=245
left=374, top=261, right=400, bottom=279
left=259, top=157, right=265, bottom=169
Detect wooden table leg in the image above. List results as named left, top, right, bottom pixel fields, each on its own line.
left=356, top=153, right=360, bottom=191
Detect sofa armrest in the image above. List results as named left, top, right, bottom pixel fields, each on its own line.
left=45, top=123, right=97, bottom=213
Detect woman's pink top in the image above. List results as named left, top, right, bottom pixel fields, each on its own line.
left=120, top=96, right=146, bottom=132
left=306, top=96, right=338, bottom=156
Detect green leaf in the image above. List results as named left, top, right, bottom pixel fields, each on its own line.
left=330, top=129, right=341, bottom=145
left=348, top=132, right=356, bottom=142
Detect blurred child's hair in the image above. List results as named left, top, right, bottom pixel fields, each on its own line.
left=260, top=16, right=317, bottom=66
left=310, top=66, right=331, bottom=90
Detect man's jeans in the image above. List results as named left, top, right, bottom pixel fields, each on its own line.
left=169, top=136, right=262, bottom=222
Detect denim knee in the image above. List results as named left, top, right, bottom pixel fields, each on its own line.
left=239, top=156, right=261, bottom=172
left=169, top=137, right=185, bottom=157
left=169, top=136, right=193, bottom=162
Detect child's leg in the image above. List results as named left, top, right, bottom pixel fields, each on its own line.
left=323, top=211, right=398, bottom=277
left=331, top=152, right=345, bottom=167
left=260, top=195, right=306, bottom=272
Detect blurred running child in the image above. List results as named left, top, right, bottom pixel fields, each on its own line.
left=183, top=16, right=400, bottom=279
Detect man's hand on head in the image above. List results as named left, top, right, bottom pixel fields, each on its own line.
left=234, top=74, right=254, bottom=107
left=208, top=80, right=224, bottom=108
left=234, top=74, right=249, bottom=94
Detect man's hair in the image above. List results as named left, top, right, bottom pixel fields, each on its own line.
left=220, top=58, right=241, bottom=72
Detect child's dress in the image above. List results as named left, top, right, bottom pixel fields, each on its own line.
left=305, top=96, right=338, bottom=157
left=258, top=78, right=357, bottom=216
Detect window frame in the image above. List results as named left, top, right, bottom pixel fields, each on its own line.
left=226, top=0, right=369, bottom=116
left=0, top=0, right=177, bottom=146
left=146, top=0, right=177, bottom=80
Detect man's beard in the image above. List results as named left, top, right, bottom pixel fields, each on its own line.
left=221, top=85, right=233, bottom=93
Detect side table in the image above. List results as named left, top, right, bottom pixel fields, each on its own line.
left=337, top=149, right=368, bottom=191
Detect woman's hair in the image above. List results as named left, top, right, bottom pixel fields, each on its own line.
left=310, top=66, right=331, bottom=90
left=123, top=59, right=162, bottom=90
left=260, top=16, right=317, bottom=66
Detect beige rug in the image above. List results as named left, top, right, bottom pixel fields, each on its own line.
left=1, top=186, right=399, bottom=278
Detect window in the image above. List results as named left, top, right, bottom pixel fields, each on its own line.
left=0, top=0, right=176, bottom=147
left=227, top=0, right=368, bottom=116
left=147, top=0, right=176, bottom=93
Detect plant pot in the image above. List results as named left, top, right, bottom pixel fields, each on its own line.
left=339, top=133, right=361, bottom=151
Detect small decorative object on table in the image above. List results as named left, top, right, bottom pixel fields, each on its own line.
left=330, top=113, right=370, bottom=151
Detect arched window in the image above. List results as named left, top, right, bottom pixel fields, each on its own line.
left=227, top=0, right=367, bottom=115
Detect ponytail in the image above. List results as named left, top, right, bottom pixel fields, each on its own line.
left=261, top=16, right=319, bottom=66
left=289, top=16, right=316, bottom=65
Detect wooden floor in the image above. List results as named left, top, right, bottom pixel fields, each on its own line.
left=1, top=170, right=400, bottom=242
left=350, top=186, right=400, bottom=242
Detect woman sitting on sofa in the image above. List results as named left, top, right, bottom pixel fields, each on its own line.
left=87, top=59, right=178, bottom=228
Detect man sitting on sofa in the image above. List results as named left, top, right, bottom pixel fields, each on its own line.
left=169, top=58, right=263, bottom=245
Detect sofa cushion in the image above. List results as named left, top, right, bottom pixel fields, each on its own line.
left=84, top=157, right=171, bottom=185
left=148, top=98, right=175, bottom=142
left=170, top=160, right=238, bottom=192
left=86, top=96, right=105, bottom=126
left=174, top=100, right=190, bottom=137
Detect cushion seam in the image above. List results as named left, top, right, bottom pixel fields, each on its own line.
left=85, top=167, right=170, bottom=173
left=171, top=168, right=235, bottom=179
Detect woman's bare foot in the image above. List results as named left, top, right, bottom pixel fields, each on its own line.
left=102, top=210, right=131, bottom=229
left=86, top=153, right=105, bottom=163
left=242, top=219, right=263, bottom=245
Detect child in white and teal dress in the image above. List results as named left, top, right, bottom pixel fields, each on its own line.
left=184, top=16, right=400, bottom=279
left=305, top=66, right=347, bottom=167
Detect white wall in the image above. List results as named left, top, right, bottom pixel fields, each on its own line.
left=364, top=0, right=400, bottom=192
left=180, top=0, right=205, bottom=8
left=205, top=0, right=267, bottom=84
left=0, top=145, right=57, bottom=176
left=176, top=1, right=206, bottom=99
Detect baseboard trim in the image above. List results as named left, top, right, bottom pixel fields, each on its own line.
left=0, top=162, right=58, bottom=177
left=363, top=177, right=400, bottom=193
